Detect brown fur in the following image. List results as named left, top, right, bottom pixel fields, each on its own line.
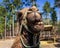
left=11, top=36, right=23, bottom=48
left=11, top=7, right=30, bottom=48
left=11, top=6, right=44, bottom=48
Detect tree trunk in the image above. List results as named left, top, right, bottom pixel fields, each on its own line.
left=5, top=16, right=6, bottom=39
left=10, top=24, right=11, bottom=38
left=12, top=15, right=14, bottom=37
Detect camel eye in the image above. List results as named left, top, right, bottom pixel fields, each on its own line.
left=29, top=9, right=32, bottom=11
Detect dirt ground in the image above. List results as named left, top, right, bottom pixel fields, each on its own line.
left=0, top=39, right=60, bottom=48
left=0, top=39, right=14, bottom=48
left=40, top=41, right=60, bottom=48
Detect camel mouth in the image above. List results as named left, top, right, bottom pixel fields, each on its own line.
left=33, top=22, right=44, bottom=31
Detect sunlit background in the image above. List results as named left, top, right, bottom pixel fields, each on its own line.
left=0, top=0, right=60, bottom=21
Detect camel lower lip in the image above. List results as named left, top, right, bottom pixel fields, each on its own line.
left=34, top=24, right=44, bottom=30
left=34, top=25, right=41, bottom=30
left=34, top=25, right=40, bottom=28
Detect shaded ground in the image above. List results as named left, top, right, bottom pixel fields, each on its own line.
left=0, top=39, right=14, bottom=48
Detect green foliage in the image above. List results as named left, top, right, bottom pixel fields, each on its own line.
left=0, top=6, right=7, bottom=34
left=43, top=1, right=51, bottom=19
left=55, top=0, right=60, bottom=7
left=7, top=4, right=15, bottom=12
left=43, top=1, right=51, bottom=24
left=0, top=6, right=7, bottom=16
left=0, top=23, right=4, bottom=33
left=43, top=1, right=51, bottom=13
left=51, top=9, right=57, bottom=25
left=2, top=0, right=23, bottom=33
left=0, top=0, right=58, bottom=34
left=13, top=0, right=22, bottom=7
left=43, top=1, right=57, bottom=25
left=3, top=0, right=9, bottom=2
left=0, top=16, right=5, bottom=33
